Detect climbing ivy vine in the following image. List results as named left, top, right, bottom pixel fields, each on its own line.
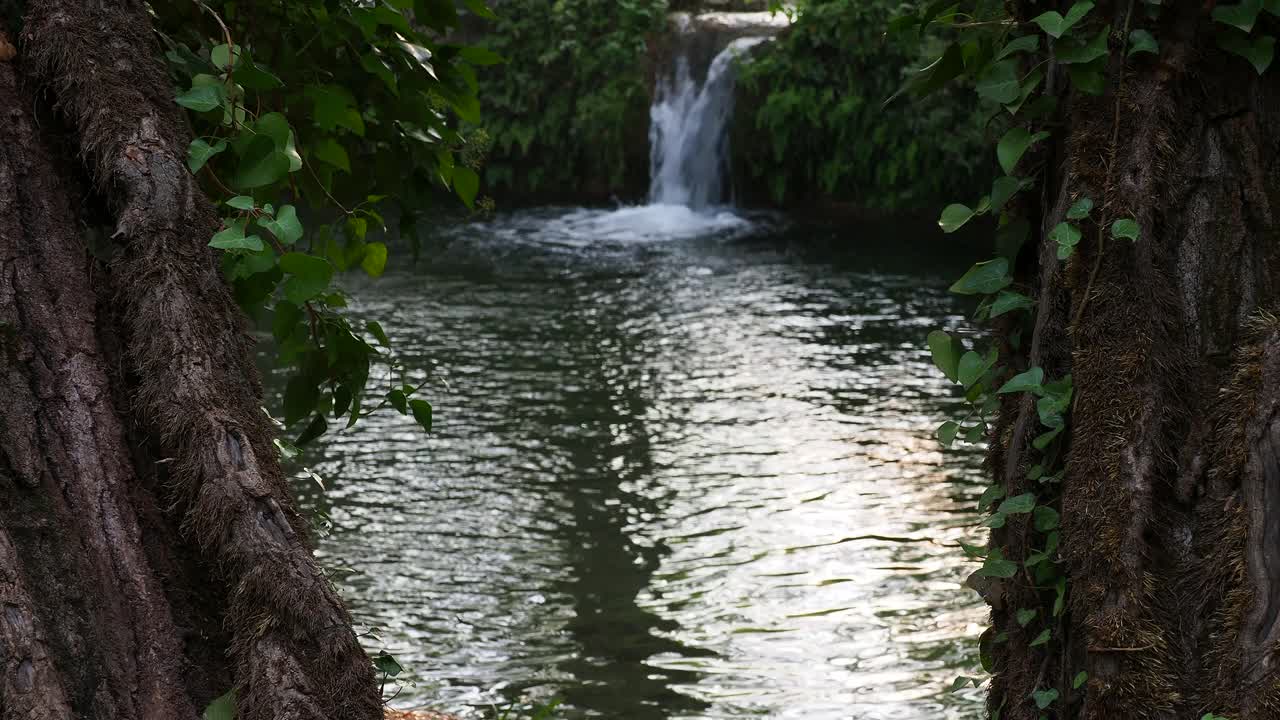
left=898, top=0, right=1276, bottom=716
left=156, top=0, right=498, bottom=455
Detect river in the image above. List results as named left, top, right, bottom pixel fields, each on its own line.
left=282, top=206, right=988, bottom=719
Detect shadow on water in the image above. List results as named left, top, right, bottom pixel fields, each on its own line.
left=277, top=206, right=990, bottom=720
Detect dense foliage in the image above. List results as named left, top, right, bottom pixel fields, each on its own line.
left=734, top=0, right=988, bottom=211
left=477, top=0, right=668, bottom=199
left=155, top=0, right=496, bottom=455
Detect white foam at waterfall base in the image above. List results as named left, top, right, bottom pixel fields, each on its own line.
left=458, top=36, right=769, bottom=245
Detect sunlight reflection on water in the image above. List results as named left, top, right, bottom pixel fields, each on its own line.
left=285, top=207, right=988, bottom=719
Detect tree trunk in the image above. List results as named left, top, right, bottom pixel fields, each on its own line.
left=987, top=3, right=1280, bottom=719
left=0, top=3, right=381, bottom=719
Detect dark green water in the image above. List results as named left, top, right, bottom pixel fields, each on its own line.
left=284, top=206, right=987, bottom=719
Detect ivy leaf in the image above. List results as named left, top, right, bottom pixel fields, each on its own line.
left=260, top=205, right=304, bottom=245
left=889, top=43, right=965, bottom=103
left=981, top=548, right=1019, bottom=578
left=387, top=389, right=408, bottom=414
left=937, top=420, right=960, bottom=448
left=202, top=691, right=236, bottom=720
left=463, top=0, right=499, bottom=19
left=938, top=203, right=976, bottom=233
left=1016, top=608, right=1037, bottom=627
left=1067, top=196, right=1094, bottom=220
left=232, top=135, right=291, bottom=189
left=253, top=113, right=303, bottom=172
left=958, top=348, right=998, bottom=389
left=1030, top=629, right=1053, bottom=648
left=1032, top=687, right=1058, bottom=708
left=1128, top=29, right=1159, bottom=57
left=1069, top=57, right=1109, bottom=95
left=209, top=218, right=263, bottom=252
left=996, top=34, right=1040, bottom=60
left=959, top=541, right=987, bottom=558
left=374, top=651, right=403, bottom=678
left=1213, top=0, right=1263, bottom=32
left=361, top=242, right=389, bottom=277
left=1034, top=426, right=1064, bottom=450
left=990, top=176, right=1023, bottom=213
left=452, top=166, right=480, bottom=208
left=927, top=330, right=964, bottom=382
left=990, top=290, right=1035, bottom=318
left=1218, top=28, right=1276, bottom=74
left=976, top=59, right=1021, bottom=104
left=210, top=43, right=242, bottom=70
left=1111, top=218, right=1141, bottom=241
left=313, top=138, right=351, bottom=173
left=1057, top=26, right=1111, bottom=65
left=949, top=676, right=978, bottom=692
left=1074, top=671, right=1089, bottom=689
left=188, top=138, right=228, bottom=173
left=1031, top=1, right=1095, bottom=38
left=1033, top=505, right=1061, bottom=531
left=409, top=399, right=433, bottom=432
left=998, top=492, right=1036, bottom=515
left=176, top=84, right=225, bottom=112
left=366, top=320, right=391, bottom=347
left=279, top=252, right=333, bottom=305
left=1051, top=222, right=1083, bottom=260
left=296, top=413, right=328, bottom=446
left=950, top=258, right=1011, bottom=295
left=997, top=128, right=1050, bottom=175
left=226, top=195, right=255, bottom=211
left=997, top=367, right=1044, bottom=394
left=979, top=485, right=1006, bottom=511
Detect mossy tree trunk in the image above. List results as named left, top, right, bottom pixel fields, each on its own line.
left=986, top=3, right=1280, bottom=719
left=0, top=3, right=381, bottom=719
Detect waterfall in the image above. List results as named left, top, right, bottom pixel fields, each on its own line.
left=648, top=36, right=769, bottom=210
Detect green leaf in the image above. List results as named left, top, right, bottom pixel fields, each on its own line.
left=982, top=548, right=1019, bottom=578
left=209, top=219, right=264, bottom=252
left=989, top=176, right=1023, bottom=213
left=284, top=374, right=320, bottom=425
left=958, top=348, right=998, bottom=389
left=990, top=290, right=1035, bottom=318
left=463, top=0, right=499, bottom=19
left=959, top=541, right=987, bottom=558
left=997, top=128, right=1050, bottom=175
left=374, top=651, right=403, bottom=677
left=1051, top=222, right=1083, bottom=260
left=1057, top=26, right=1111, bottom=65
left=1111, top=218, right=1141, bottom=241
left=176, top=84, right=224, bottom=112
left=889, top=43, right=965, bottom=104
left=211, top=43, right=241, bottom=70
left=1067, top=197, right=1094, bottom=220
left=226, top=196, right=255, bottom=211
left=259, top=205, right=303, bottom=246
left=1032, top=687, right=1058, bottom=708
left=949, top=675, right=975, bottom=692
left=453, top=166, right=480, bottom=208
left=1033, top=505, right=1061, bottom=531
left=1128, top=29, right=1159, bottom=56
left=927, top=330, right=963, bottom=382
left=979, top=485, right=1006, bottom=511
left=1214, top=0, right=1263, bottom=32
left=1031, top=1, right=1095, bottom=38
left=1016, top=608, right=1037, bottom=627
left=188, top=139, right=228, bottom=173
left=252, top=113, right=303, bottom=172
left=950, top=258, right=1011, bottom=295
left=361, top=242, right=389, bottom=277
left=409, top=399, right=433, bottom=432
left=232, top=136, right=291, bottom=189
left=997, top=367, right=1044, bottom=394
left=1069, top=58, right=1108, bottom=95
left=296, top=413, right=328, bottom=446
left=998, top=492, right=1036, bottom=515
left=996, top=35, right=1040, bottom=60
left=1218, top=28, right=1275, bottom=74
left=1054, top=578, right=1068, bottom=615
left=976, top=59, right=1021, bottom=104
left=279, top=252, right=333, bottom=305
left=388, top=389, right=408, bottom=414
left=938, top=203, right=975, bottom=233
left=1073, top=671, right=1089, bottom=689
left=366, top=321, right=391, bottom=347
left=312, top=138, right=351, bottom=173
left=203, top=690, right=236, bottom=720
left=1030, top=629, right=1053, bottom=648
left=1033, top=426, right=1064, bottom=450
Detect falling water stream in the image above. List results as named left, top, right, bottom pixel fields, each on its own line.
left=272, top=21, right=988, bottom=720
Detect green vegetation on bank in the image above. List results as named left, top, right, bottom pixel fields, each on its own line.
left=735, top=0, right=988, bottom=211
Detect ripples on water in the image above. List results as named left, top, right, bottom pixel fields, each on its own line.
left=284, top=205, right=989, bottom=719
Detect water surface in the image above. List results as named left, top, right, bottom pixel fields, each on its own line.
left=287, top=207, right=988, bottom=719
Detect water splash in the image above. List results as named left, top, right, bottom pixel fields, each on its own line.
left=649, top=37, right=770, bottom=209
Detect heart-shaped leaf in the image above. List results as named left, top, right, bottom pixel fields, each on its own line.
left=997, top=128, right=1050, bottom=174
left=1111, top=218, right=1140, bottom=241
left=1031, top=1, right=1095, bottom=38
left=939, top=203, right=976, bottom=233
left=950, top=258, right=1011, bottom=295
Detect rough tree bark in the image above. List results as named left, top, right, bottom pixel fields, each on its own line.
left=0, top=2, right=382, bottom=719
left=986, top=2, right=1280, bottom=719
